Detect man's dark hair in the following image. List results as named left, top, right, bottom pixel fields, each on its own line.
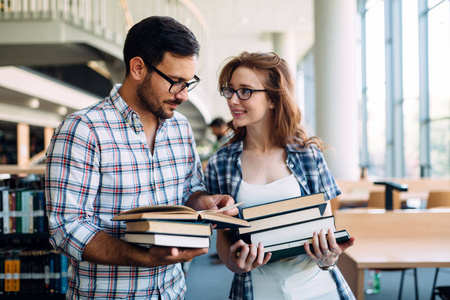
left=209, top=117, right=226, bottom=128
left=123, top=16, right=200, bottom=76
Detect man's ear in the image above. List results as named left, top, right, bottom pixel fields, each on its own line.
left=129, top=57, right=146, bottom=81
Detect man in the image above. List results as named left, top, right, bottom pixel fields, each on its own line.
left=45, top=16, right=236, bottom=299
left=209, top=117, right=231, bottom=152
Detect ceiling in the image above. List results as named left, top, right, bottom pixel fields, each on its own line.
left=0, top=0, right=315, bottom=142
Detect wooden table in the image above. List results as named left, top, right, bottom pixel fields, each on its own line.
left=335, top=209, right=450, bottom=299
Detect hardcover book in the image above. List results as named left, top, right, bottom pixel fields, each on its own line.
left=113, top=203, right=249, bottom=229
left=240, top=215, right=337, bottom=246
left=125, top=220, right=212, bottom=236
left=264, top=230, right=350, bottom=262
left=123, top=232, right=211, bottom=248
left=241, top=193, right=327, bottom=221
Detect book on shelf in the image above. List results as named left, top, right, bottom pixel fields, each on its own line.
left=241, top=192, right=327, bottom=221
left=112, top=202, right=249, bottom=229
left=125, top=220, right=213, bottom=236
left=123, top=232, right=211, bottom=248
left=264, top=230, right=350, bottom=262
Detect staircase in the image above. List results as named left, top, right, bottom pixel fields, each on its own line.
left=0, top=0, right=209, bottom=142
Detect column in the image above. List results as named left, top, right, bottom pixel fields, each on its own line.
left=314, top=0, right=359, bottom=180
left=17, top=123, right=30, bottom=167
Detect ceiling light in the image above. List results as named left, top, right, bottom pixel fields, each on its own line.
left=241, top=17, right=249, bottom=25
left=57, top=106, right=68, bottom=116
left=29, top=98, right=40, bottom=109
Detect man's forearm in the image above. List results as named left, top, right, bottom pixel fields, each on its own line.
left=82, top=231, right=152, bottom=267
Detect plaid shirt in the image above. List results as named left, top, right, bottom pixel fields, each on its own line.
left=45, top=84, right=205, bottom=299
left=204, top=141, right=356, bottom=300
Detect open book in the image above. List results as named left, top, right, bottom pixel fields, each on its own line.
left=112, top=203, right=250, bottom=229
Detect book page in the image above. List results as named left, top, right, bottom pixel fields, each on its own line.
left=117, top=205, right=196, bottom=215
left=197, top=202, right=243, bottom=214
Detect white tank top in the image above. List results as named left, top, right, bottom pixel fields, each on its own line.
left=236, top=175, right=340, bottom=300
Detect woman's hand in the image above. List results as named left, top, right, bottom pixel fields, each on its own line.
left=304, top=228, right=355, bottom=268
left=225, top=240, right=272, bottom=273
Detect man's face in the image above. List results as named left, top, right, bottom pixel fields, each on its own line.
left=211, top=126, right=224, bottom=139
left=136, top=52, right=197, bottom=119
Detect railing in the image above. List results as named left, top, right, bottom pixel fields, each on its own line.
left=0, top=0, right=128, bottom=45
left=0, top=0, right=209, bottom=49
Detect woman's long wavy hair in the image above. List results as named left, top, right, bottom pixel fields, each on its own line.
left=218, top=51, right=324, bottom=150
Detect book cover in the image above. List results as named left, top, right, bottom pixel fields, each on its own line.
left=123, top=232, right=211, bottom=248
left=113, top=203, right=249, bottom=229
left=238, top=205, right=323, bottom=235
left=264, top=229, right=350, bottom=262
left=240, top=216, right=336, bottom=246
left=241, top=193, right=326, bottom=221
left=125, top=220, right=212, bottom=236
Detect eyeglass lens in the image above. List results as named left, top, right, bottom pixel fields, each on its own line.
left=221, top=87, right=255, bottom=100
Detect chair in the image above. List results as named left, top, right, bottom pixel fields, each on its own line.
left=367, top=191, right=418, bottom=300
left=367, top=190, right=402, bottom=210
left=426, top=191, right=450, bottom=209
left=427, top=192, right=450, bottom=300
left=431, top=268, right=450, bottom=300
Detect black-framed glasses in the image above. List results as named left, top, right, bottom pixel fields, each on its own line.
left=220, top=87, right=267, bottom=100
left=150, top=65, right=201, bottom=94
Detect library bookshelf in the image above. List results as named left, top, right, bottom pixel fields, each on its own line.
left=0, top=165, right=66, bottom=299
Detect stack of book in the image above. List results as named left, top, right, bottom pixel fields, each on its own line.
left=112, top=204, right=249, bottom=248
left=235, top=193, right=350, bottom=261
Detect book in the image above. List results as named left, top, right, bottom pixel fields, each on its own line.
left=238, top=205, right=323, bottom=235
left=123, top=232, right=211, bottom=248
left=240, top=215, right=337, bottom=246
left=125, top=220, right=212, bottom=236
left=241, top=193, right=326, bottom=221
left=264, top=230, right=350, bottom=262
left=112, top=203, right=249, bottom=229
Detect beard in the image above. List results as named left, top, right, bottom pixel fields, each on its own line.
left=136, top=74, right=183, bottom=119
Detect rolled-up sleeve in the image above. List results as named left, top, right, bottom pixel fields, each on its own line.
left=45, top=115, right=101, bottom=261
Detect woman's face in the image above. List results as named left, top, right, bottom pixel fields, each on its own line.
left=227, top=67, right=274, bottom=129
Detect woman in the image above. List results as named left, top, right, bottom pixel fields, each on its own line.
left=205, top=52, right=356, bottom=300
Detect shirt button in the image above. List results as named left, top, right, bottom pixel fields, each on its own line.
left=289, top=163, right=294, bottom=168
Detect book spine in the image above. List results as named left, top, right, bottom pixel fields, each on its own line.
left=4, top=250, right=12, bottom=294
left=9, top=192, right=16, bottom=234
left=2, top=190, right=9, bottom=234
left=0, top=250, right=5, bottom=295
left=28, top=191, right=34, bottom=234
left=54, top=251, right=61, bottom=293
left=0, top=192, right=3, bottom=235
left=15, top=191, right=22, bottom=234
left=60, top=254, right=68, bottom=294
left=11, top=249, right=20, bottom=293
left=44, top=250, right=50, bottom=293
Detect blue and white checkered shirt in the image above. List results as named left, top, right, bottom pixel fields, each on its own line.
left=45, top=84, right=205, bottom=299
left=205, top=141, right=356, bottom=300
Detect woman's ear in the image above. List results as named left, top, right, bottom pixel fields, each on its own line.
left=129, top=57, right=146, bottom=82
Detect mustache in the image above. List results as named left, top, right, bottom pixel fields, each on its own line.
left=164, top=99, right=183, bottom=106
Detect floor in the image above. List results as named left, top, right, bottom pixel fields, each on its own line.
left=185, top=232, right=450, bottom=300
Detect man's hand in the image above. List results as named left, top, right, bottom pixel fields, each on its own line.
left=146, top=245, right=209, bottom=267
left=185, top=191, right=238, bottom=216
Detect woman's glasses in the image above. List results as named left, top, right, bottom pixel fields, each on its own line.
left=220, top=87, right=267, bottom=100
